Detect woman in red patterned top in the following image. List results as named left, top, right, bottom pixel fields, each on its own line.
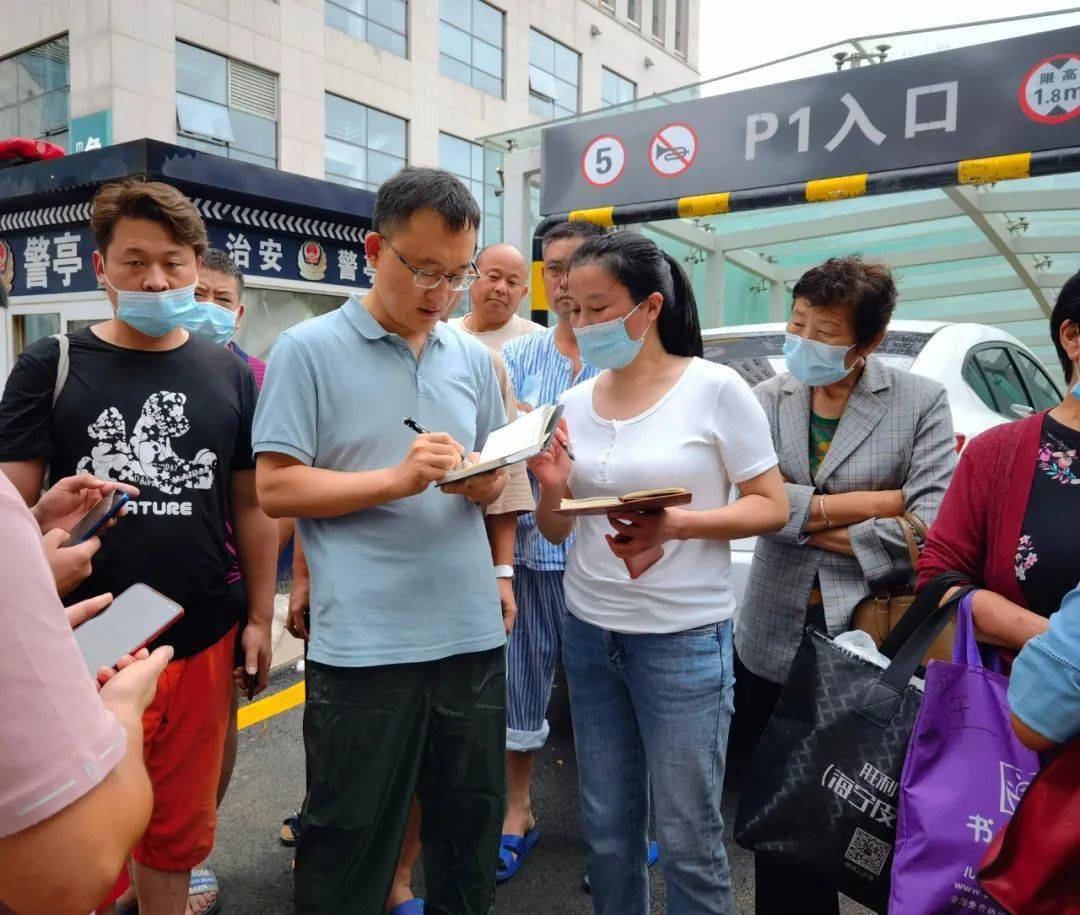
left=917, top=274, right=1080, bottom=648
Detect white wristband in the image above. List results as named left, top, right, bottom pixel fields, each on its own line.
left=494, top=564, right=514, bottom=579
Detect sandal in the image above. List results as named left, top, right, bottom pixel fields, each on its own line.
left=187, top=865, right=221, bottom=915
left=387, top=900, right=425, bottom=915
left=495, top=826, right=540, bottom=884
left=279, top=812, right=301, bottom=847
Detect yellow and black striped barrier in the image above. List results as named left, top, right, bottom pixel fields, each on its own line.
left=528, top=146, right=1080, bottom=326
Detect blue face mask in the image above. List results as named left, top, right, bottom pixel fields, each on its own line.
left=106, top=273, right=201, bottom=338
left=574, top=303, right=646, bottom=370
left=185, top=300, right=239, bottom=346
left=783, top=333, right=857, bottom=386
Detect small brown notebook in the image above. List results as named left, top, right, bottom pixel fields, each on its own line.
left=555, top=488, right=692, bottom=517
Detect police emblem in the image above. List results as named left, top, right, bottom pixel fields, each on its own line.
left=298, top=240, right=327, bottom=281
left=0, top=238, right=13, bottom=296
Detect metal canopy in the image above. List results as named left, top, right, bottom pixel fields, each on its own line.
left=642, top=173, right=1080, bottom=369
left=486, top=8, right=1080, bottom=372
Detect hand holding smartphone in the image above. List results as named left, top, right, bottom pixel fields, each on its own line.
left=65, top=490, right=131, bottom=544
left=72, top=583, right=183, bottom=674
left=607, top=531, right=665, bottom=579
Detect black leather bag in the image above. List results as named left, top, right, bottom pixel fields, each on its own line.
left=734, top=574, right=970, bottom=913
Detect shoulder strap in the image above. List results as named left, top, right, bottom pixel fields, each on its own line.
left=51, top=333, right=69, bottom=408
left=896, top=513, right=926, bottom=566
left=878, top=569, right=970, bottom=659
left=858, top=577, right=975, bottom=727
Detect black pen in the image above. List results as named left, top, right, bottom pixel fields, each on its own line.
left=404, top=417, right=472, bottom=468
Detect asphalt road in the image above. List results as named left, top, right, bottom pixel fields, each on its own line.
left=211, top=664, right=870, bottom=914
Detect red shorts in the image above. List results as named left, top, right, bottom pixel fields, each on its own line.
left=133, top=625, right=237, bottom=871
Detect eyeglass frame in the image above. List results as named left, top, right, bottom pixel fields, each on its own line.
left=381, top=238, right=481, bottom=292
left=543, top=257, right=573, bottom=280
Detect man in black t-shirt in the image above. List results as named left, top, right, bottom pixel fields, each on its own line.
left=0, top=180, right=276, bottom=915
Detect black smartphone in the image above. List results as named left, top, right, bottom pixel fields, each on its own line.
left=73, top=583, right=183, bottom=672
left=66, top=491, right=131, bottom=544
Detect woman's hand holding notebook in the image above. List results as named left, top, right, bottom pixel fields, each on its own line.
left=554, top=487, right=692, bottom=516
left=557, top=488, right=693, bottom=579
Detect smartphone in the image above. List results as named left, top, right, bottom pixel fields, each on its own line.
left=66, top=491, right=131, bottom=544
left=73, top=583, right=183, bottom=673
left=624, top=545, right=665, bottom=580
left=609, top=532, right=665, bottom=580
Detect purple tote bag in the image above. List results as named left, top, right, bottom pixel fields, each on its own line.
left=889, top=593, right=1040, bottom=914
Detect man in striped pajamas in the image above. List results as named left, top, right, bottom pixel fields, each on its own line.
left=496, top=219, right=605, bottom=881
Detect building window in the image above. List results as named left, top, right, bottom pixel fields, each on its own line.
left=439, top=132, right=502, bottom=247
left=651, top=0, right=666, bottom=41
left=601, top=67, right=636, bottom=107
left=599, top=0, right=615, bottom=10
left=325, top=0, right=408, bottom=58
left=627, top=0, right=641, bottom=25
left=440, top=0, right=504, bottom=98
left=175, top=42, right=278, bottom=168
left=235, top=288, right=343, bottom=362
left=0, top=36, right=70, bottom=150
left=325, top=94, right=407, bottom=191
left=602, top=67, right=636, bottom=108
left=529, top=30, right=579, bottom=121
left=674, top=0, right=688, bottom=55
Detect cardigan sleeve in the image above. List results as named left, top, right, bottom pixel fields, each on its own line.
left=850, top=383, right=956, bottom=587
left=916, top=421, right=994, bottom=591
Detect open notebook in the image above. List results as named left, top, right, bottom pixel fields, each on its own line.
left=555, top=487, right=692, bottom=516
left=437, top=403, right=564, bottom=486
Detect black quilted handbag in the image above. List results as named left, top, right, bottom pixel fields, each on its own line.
left=734, top=574, right=970, bottom=913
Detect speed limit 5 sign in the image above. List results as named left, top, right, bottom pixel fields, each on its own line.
left=581, top=134, right=626, bottom=188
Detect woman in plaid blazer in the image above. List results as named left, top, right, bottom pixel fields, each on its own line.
left=734, top=256, right=958, bottom=915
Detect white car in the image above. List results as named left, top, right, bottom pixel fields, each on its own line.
left=702, top=320, right=1064, bottom=613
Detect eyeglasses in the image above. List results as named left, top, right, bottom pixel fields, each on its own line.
left=383, top=239, right=481, bottom=292
left=544, top=259, right=572, bottom=279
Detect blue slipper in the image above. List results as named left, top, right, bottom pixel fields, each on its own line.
left=387, top=900, right=424, bottom=915
left=496, top=826, right=540, bottom=883
left=188, top=866, right=221, bottom=915
left=582, top=840, right=659, bottom=893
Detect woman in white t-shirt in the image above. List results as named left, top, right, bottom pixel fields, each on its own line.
left=529, top=232, right=788, bottom=915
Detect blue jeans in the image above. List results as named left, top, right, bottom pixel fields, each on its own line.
left=562, top=612, right=736, bottom=915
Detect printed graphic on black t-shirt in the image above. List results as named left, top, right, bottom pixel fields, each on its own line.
left=1016, top=413, right=1080, bottom=618
left=78, top=391, right=219, bottom=493
left=0, top=328, right=257, bottom=658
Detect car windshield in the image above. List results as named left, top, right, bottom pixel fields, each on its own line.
left=702, top=331, right=935, bottom=386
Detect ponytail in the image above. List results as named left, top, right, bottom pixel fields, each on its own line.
left=571, top=232, right=703, bottom=358
left=658, top=251, right=703, bottom=358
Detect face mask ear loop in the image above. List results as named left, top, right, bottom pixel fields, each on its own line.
left=100, top=265, right=119, bottom=295
left=847, top=345, right=866, bottom=377
left=624, top=301, right=649, bottom=343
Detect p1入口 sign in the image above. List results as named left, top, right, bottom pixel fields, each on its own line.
left=540, top=25, right=1080, bottom=214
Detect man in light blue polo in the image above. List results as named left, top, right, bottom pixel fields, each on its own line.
left=253, top=167, right=509, bottom=914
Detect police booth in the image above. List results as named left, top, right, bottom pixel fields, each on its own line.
left=0, top=139, right=376, bottom=378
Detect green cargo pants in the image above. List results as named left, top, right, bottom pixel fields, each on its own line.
left=293, top=647, right=505, bottom=915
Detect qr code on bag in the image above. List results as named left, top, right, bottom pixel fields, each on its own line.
left=844, top=827, right=891, bottom=877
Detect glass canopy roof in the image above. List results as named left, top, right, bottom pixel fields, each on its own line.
left=485, top=8, right=1080, bottom=371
